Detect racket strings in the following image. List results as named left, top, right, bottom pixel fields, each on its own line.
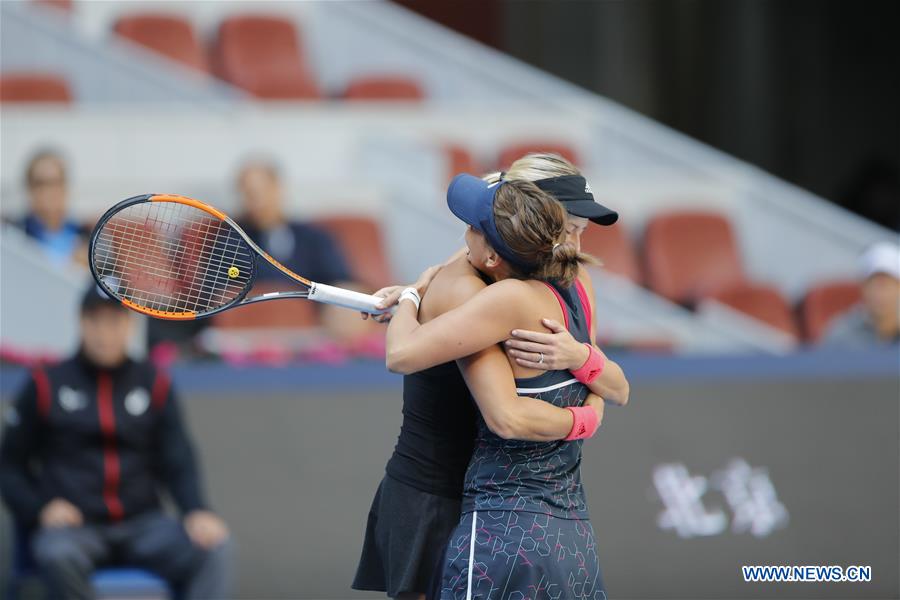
left=98, top=218, right=251, bottom=295
left=92, top=201, right=253, bottom=315
left=111, top=217, right=245, bottom=312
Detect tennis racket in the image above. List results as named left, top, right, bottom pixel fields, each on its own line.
left=88, top=194, right=389, bottom=320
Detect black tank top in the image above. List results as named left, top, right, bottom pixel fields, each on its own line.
left=385, top=361, right=477, bottom=499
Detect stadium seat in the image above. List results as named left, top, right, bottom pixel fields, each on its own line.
left=212, top=15, right=319, bottom=99
left=800, top=280, right=862, bottom=343
left=32, top=0, right=72, bottom=13
left=212, top=281, right=318, bottom=329
left=0, top=73, right=72, bottom=103
left=8, top=521, right=171, bottom=600
left=579, top=223, right=642, bottom=283
left=705, top=283, right=799, bottom=339
left=93, top=569, right=170, bottom=598
left=497, top=142, right=580, bottom=169
left=313, top=216, right=393, bottom=290
left=114, top=14, right=208, bottom=73
left=444, top=144, right=480, bottom=181
left=343, top=75, right=424, bottom=101
left=643, top=211, right=746, bottom=305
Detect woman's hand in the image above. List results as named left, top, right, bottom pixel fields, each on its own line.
left=504, top=318, right=592, bottom=371
left=412, top=264, right=442, bottom=296
left=361, top=264, right=443, bottom=323
left=584, top=393, right=605, bottom=428
left=362, top=285, right=403, bottom=322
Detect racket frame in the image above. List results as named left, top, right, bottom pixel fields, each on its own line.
left=90, top=193, right=386, bottom=320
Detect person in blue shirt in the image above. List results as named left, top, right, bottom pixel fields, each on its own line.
left=235, top=159, right=353, bottom=286
left=19, top=149, right=88, bottom=268
left=235, top=158, right=375, bottom=344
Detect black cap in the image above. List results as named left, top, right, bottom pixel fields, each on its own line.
left=80, top=284, right=125, bottom=314
left=534, top=175, right=618, bottom=226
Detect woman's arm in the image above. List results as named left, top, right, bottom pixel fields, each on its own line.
left=385, top=279, right=526, bottom=374
left=362, top=250, right=466, bottom=323
left=458, top=345, right=604, bottom=441
left=504, top=270, right=629, bottom=405
left=568, top=269, right=629, bottom=405
left=504, top=321, right=629, bottom=406
left=361, top=264, right=444, bottom=323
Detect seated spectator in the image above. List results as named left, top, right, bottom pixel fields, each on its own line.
left=0, top=285, right=234, bottom=599
left=236, top=158, right=352, bottom=285
left=824, top=242, right=900, bottom=347
left=235, top=158, right=375, bottom=344
left=18, top=149, right=88, bottom=268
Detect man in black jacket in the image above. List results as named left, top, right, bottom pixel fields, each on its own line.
left=0, top=286, right=233, bottom=599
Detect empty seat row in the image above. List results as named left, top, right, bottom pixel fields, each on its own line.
left=14, top=5, right=425, bottom=101
left=117, top=13, right=424, bottom=100
left=579, top=209, right=862, bottom=343
left=0, top=68, right=424, bottom=103
left=0, top=73, right=72, bottom=103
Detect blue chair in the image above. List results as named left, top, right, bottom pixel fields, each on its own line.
left=7, top=522, right=171, bottom=600
left=93, top=568, right=170, bottom=599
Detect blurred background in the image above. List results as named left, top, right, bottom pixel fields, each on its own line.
left=0, top=0, right=897, bottom=598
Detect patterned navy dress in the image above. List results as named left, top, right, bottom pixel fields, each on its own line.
left=436, top=280, right=606, bottom=600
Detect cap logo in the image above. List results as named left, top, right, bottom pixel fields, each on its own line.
left=584, top=182, right=593, bottom=194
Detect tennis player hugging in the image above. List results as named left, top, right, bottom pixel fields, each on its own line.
left=354, top=153, right=629, bottom=600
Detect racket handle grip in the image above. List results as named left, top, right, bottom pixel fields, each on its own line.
left=308, top=282, right=390, bottom=314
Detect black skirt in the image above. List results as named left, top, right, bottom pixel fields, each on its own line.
left=353, top=474, right=462, bottom=597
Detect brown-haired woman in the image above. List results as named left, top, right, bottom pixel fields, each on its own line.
left=353, top=173, right=615, bottom=599
left=384, top=175, right=613, bottom=599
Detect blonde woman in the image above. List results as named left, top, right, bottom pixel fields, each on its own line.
left=383, top=174, right=615, bottom=598
left=357, top=156, right=629, bottom=599
left=353, top=176, right=614, bottom=600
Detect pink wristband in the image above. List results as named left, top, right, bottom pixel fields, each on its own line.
left=570, top=343, right=605, bottom=384
left=564, top=405, right=600, bottom=441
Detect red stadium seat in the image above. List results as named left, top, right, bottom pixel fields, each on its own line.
left=643, top=211, right=745, bottom=304
left=114, top=14, right=208, bottom=73
left=212, top=15, right=319, bottom=99
left=705, top=283, right=799, bottom=339
left=444, top=144, right=480, bottom=181
left=0, top=73, right=71, bottom=103
left=32, top=0, right=72, bottom=13
left=580, top=223, right=642, bottom=283
left=343, top=75, right=424, bottom=101
left=801, top=280, right=862, bottom=343
left=497, top=142, right=580, bottom=170
left=212, top=281, right=318, bottom=329
left=313, top=216, right=393, bottom=290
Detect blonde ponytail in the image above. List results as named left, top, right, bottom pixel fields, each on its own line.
left=492, top=182, right=594, bottom=287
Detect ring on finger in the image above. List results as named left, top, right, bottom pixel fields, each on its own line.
left=538, top=352, right=545, bottom=364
